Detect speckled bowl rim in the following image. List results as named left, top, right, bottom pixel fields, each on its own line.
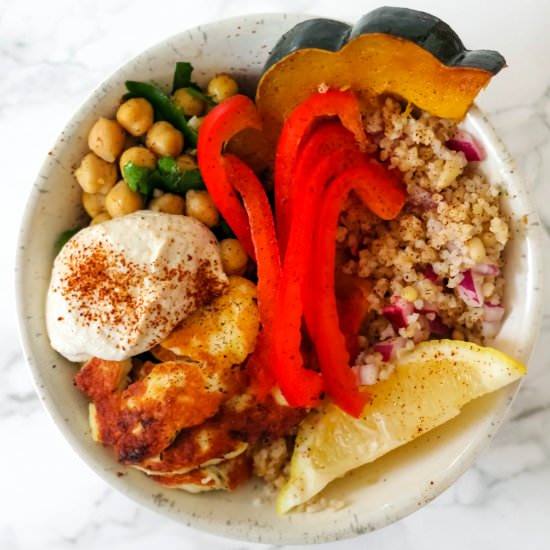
left=15, top=12, right=544, bottom=545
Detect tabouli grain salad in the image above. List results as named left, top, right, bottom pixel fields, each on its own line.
left=46, top=7, right=526, bottom=513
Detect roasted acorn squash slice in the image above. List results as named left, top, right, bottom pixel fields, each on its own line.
left=256, top=7, right=505, bottom=144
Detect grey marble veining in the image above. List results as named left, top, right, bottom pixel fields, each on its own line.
left=2, top=0, right=550, bottom=548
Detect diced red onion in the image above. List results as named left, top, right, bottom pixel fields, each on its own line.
left=457, top=269, right=484, bottom=308
left=383, top=305, right=407, bottom=329
left=373, top=342, right=393, bottom=362
left=423, top=264, right=439, bottom=283
left=373, top=337, right=408, bottom=362
left=484, top=303, right=505, bottom=322
left=382, top=296, right=414, bottom=330
left=446, top=130, right=486, bottom=161
left=472, top=263, right=500, bottom=277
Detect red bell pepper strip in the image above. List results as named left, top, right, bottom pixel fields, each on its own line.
left=301, top=153, right=404, bottom=346
left=336, top=278, right=372, bottom=360
left=287, top=120, right=357, bottom=224
left=274, top=90, right=367, bottom=251
left=309, top=162, right=406, bottom=417
left=197, top=95, right=261, bottom=258
left=273, top=141, right=370, bottom=408
left=285, top=122, right=358, bottom=315
left=223, top=154, right=280, bottom=398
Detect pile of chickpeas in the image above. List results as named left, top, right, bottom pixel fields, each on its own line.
left=74, top=72, right=248, bottom=276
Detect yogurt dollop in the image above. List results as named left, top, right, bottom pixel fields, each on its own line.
left=47, top=211, right=228, bottom=362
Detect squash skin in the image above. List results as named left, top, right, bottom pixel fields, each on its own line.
left=350, top=7, right=505, bottom=74
left=257, top=7, right=506, bottom=145
left=264, top=18, right=351, bottom=70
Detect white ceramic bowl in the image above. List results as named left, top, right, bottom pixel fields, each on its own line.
left=15, top=13, right=544, bottom=544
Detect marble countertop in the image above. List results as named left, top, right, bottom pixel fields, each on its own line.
left=2, top=0, right=549, bottom=548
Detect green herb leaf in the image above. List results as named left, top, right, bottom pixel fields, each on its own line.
left=122, top=158, right=205, bottom=199
left=54, top=227, right=82, bottom=255
left=124, top=81, right=198, bottom=147
left=183, top=86, right=216, bottom=106
left=123, top=162, right=155, bottom=195
left=157, top=156, right=178, bottom=175
left=172, top=62, right=193, bottom=92
left=156, top=166, right=205, bottom=195
left=156, top=156, right=205, bottom=194
left=178, top=169, right=205, bottom=191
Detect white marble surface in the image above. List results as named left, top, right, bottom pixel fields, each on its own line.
left=2, top=0, right=550, bottom=548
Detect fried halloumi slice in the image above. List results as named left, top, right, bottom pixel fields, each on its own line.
left=160, top=276, right=259, bottom=368
left=149, top=454, right=251, bottom=492
left=75, top=357, right=132, bottom=400
left=76, top=358, right=246, bottom=463
left=134, top=423, right=248, bottom=476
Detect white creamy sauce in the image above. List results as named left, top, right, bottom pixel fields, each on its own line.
left=46, top=211, right=227, bottom=362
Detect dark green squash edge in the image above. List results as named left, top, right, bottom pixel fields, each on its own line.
left=264, top=6, right=505, bottom=74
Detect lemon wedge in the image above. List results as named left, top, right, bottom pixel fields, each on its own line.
left=277, top=339, right=526, bottom=514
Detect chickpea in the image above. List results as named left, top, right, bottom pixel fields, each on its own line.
left=172, top=88, right=204, bottom=117
left=175, top=153, right=198, bottom=172
left=219, top=238, right=248, bottom=276
left=401, top=286, right=419, bottom=303
left=149, top=193, right=185, bottom=215
left=185, top=190, right=219, bottom=227
left=82, top=192, right=106, bottom=218
left=467, top=237, right=486, bottom=262
left=119, top=146, right=157, bottom=176
left=116, top=98, right=154, bottom=136
left=74, top=152, right=117, bottom=194
left=90, top=212, right=112, bottom=226
left=145, top=121, right=184, bottom=158
left=88, top=117, right=126, bottom=162
left=207, top=74, right=238, bottom=103
left=105, top=181, right=143, bottom=218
